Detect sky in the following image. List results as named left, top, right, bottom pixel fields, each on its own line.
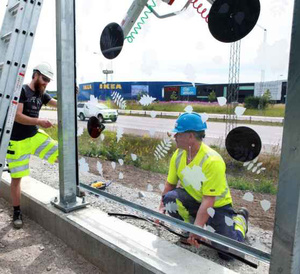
left=0, top=0, right=295, bottom=91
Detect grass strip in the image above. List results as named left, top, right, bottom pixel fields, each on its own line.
left=45, top=126, right=279, bottom=194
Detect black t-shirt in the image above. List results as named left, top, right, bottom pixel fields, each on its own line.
left=10, top=85, right=52, bottom=141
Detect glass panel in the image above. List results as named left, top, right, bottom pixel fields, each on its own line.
left=23, top=0, right=293, bottom=272
left=72, top=0, right=294, bottom=272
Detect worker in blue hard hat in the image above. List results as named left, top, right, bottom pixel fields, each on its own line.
left=158, top=112, right=248, bottom=259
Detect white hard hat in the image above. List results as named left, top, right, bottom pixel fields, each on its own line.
left=33, top=63, right=54, bottom=80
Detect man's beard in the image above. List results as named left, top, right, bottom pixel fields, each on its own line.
left=34, top=80, right=46, bottom=96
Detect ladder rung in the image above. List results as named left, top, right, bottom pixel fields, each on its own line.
left=1, top=32, right=12, bottom=43
left=8, top=2, right=20, bottom=16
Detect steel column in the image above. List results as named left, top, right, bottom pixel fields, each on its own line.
left=270, top=1, right=300, bottom=273
left=54, top=0, right=87, bottom=212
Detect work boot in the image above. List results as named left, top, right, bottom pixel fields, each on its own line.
left=237, top=207, right=249, bottom=233
left=13, top=210, right=23, bottom=229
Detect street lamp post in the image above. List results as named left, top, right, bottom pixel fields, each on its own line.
left=256, top=24, right=267, bottom=96
left=102, top=69, right=113, bottom=83
left=92, top=52, right=114, bottom=83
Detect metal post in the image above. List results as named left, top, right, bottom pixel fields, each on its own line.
left=53, top=0, right=88, bottom=212
left=270, top=1, right=300, bottom=273
left=256, top=24, right=267, bottom=96
left=103, top=69, right=113, bottom=84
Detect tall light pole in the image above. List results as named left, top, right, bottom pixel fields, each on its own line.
left=93, top=52, right=113, bottom=83
left=102, top=69, right=114, bottom=83
left=256, top=24, right=267, bottom=96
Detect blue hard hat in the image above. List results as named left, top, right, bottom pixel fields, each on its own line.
left=172, top=112, right=207, bottom=133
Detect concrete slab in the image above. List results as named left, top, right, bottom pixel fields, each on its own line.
left=1, top=173, right=238, bottom=274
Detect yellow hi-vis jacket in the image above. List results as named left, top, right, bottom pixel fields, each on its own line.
left=167, top=142, right=232, bottom=208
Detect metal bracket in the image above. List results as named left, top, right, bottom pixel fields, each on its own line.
left=149, top=0, right=191, bottom=19
left=51, top=196, right=89, bottom=213
left=80, top=182, right=270, bottom=264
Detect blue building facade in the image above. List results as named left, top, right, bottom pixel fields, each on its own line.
left=78, top=81, right=197, bottom=102
left=78, top=81, right=287, bottom=103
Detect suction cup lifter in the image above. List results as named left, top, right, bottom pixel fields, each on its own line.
left=100, top=0, right=260, bottom=59
left=225, top=126, right=262, bottom=162
left=100, top=23, right=124, bottom=60
left=208, top=0, right=261, bottom=43
left=148, top=0, right=192, bottom=19
left=100, top=0, right=149, bottom=60
left=151, top=0, right=261, bottom=42
left=150, top=0, right=261, bottom=42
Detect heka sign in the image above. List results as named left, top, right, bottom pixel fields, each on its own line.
left=99, top=84, right=122, bottom=90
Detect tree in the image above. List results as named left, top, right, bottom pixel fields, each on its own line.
left=170, top=91, right=178, bottom=101
left=208, top=90, right=217, bottom=102
left=259, top=89, right=272, bottom=109
left=244, top=96, right=260, bottom=109
left=263, top=89, right=272, bottom=101
left=244, top=94, right=270, bottom=110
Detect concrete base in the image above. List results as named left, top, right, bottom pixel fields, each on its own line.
left=0, top=172, right=237, bottom=274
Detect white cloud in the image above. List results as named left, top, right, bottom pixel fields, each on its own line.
left=212, top=56, right=223, bottom=65
left=269, top=0, right=290, bottom=17
left=184, top=63, right=197, bottom=83
left=255, top=39, right=290, bottom=74
left=141, top=49, right=159, bottom=75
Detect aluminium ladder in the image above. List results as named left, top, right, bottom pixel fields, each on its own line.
left=0, top=0, right=43, bottom=179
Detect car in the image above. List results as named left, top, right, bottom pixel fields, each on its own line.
left=77, top=102, right=118, bottom=122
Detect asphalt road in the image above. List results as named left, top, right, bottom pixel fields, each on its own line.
left=40, top=110, right=283, bottom=153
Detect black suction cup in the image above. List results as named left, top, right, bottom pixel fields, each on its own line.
left=225, top=126, right=261, bottom=162
left=100, top=22, right=124, bottom=60
left=208, top=0, right=260, bottom=43
left=87, top=116, right=105, bottom=139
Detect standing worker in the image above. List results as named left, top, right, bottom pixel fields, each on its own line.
left=6, top=63, right=58, bottom=229
left=158, top=112, right=248, bottom=258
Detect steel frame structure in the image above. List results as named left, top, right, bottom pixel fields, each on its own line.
left=0, top=0, right=298, bottom=272
left=225, top=40, right=241, bottom=136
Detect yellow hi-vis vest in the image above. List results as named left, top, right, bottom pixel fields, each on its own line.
left=167, top=142, right=232, bottom=208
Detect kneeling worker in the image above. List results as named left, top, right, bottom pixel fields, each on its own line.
left=158, top=112, right=248, bottom=252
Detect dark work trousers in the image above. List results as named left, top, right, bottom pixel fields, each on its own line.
left=162, top=188, right=245, bottom=243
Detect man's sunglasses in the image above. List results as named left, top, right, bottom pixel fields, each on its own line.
left=40, top=75, right=51, bottom=83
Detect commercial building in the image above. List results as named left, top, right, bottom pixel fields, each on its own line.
left=78, top=80, right=287, bottom=103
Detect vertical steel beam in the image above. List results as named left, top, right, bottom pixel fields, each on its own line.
left=270, top=1, right=300, bottom=273
left=54, top=0, right=87, bottom=212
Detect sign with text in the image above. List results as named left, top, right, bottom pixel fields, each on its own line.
left=99, top=84, right=122, bottom=89
left=180, top=86, right=196, bottom=96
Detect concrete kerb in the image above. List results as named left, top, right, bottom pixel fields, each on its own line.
left=0, top=172, right=237, bottom=274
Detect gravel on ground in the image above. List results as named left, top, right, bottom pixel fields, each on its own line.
left=28, top=155, right=273, bottom=274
